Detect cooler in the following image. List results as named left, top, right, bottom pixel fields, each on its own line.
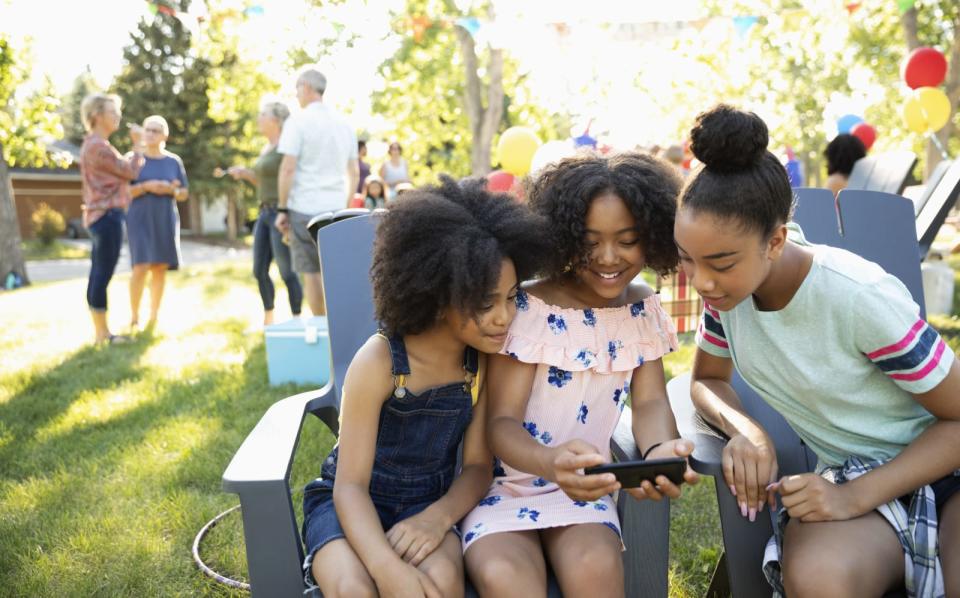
left=264, top=316, right=332, bottom=387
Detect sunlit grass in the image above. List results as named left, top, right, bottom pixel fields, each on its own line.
left=21, top=239, right=90, bottom=261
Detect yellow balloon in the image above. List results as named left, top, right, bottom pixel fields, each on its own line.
left=902, top=87, right=952, bottom=134
left=496, top=127, right=541, bottom=176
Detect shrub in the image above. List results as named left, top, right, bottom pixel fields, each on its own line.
left=31, top=202, right=65, bottom=245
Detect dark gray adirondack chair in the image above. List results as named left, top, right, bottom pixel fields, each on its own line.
left=667, top=190, right=924, bottom=598
left=846, top=150, right=917, bottom=195
left=224, top=210, right=672, bottom=597
left=916, top=159, right=960, bottom=259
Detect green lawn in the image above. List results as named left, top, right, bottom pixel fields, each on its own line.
left=0, top=262, right=724, bottom=597
left=21, top=239, right=90, bottom=261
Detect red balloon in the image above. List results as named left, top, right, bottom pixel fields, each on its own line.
left=850, top=123, right=876, bottom=151
left=901, top=47, right=948, bottom=89
left=486, top=170, right=515, bottom=193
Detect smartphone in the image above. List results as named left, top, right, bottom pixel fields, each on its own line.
left=584, top=457, right=687, bottom=488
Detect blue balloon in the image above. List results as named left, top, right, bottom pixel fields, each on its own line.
left=837, top=114, right=864, bottom=134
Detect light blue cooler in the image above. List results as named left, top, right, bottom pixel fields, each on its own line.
left=264, top=316, right=331, bottom=386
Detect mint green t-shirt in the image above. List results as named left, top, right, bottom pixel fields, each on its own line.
left=695, top=225, right=954, bottom=467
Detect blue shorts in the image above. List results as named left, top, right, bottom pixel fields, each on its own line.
left=301, top=478, right=456, bottom=587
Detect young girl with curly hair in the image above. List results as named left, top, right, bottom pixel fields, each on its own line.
left=463, top=153, right=699, bottom=597
left=678, top=105, right=960, bottom=597
left=301, top=176, right=551, bottom=598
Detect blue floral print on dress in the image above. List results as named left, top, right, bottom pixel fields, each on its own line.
left=516, top=289, right=529, bottom=311
left=608, top=339, right=623, bottom=361
left=547, top=313, right=567, bottom=335
left=637, top=354, right=645, bottom=366
left=517, top=507, right=540, bottom=522
left=479, top=495, right=502, bottom=507
left=533, top=477, right=549, bottom=487
left=630, top=302, right=645, bottom=317
left=523, top=421, right=539, bottom=437
left=577, top=402, right=588, bottom=424
left=582, top=308, right=597, bottom=327
left=575, top=349, right=596, bottom=368
left=573, top=500, right=589, bottom=507
left=493, top=458, right=506, bottom=477
left=601, top=521, right=620, bottom=534
left=593, top=502, right=609, bottom=511
left=464, top=522, right=486, bottom=544
left=548, top=366, right=572, bottom=388
left=507, top=351, right=519, bottom=359
left=539, top=431, right=553, bottom=445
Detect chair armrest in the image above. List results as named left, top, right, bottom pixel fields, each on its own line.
left=610, top=405, right=642, bottom=462
left=222, top=383, right=336, bottom=491
left=689, top=432, right=727, bottom=478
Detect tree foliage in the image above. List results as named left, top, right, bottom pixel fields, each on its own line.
left=60, top=68, right=101, bottom=147
left=370, top=0, right=564, bottom=181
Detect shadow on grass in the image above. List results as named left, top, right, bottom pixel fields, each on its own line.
left=0, top=338, right=151, bottom=476
left=0, top=328, right=332, bottom=596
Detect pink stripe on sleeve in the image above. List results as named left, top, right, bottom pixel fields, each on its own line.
left=889, top=340, right=947, bottom=382
left=866, top=319, right=926, bottom=360
left=698, top=324, right=729, bottom=349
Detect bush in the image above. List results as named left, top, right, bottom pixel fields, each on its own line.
left=31, top=202, right=65, bottom=245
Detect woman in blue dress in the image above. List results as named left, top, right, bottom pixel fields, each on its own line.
left=127, top=115, right=188, bottom=331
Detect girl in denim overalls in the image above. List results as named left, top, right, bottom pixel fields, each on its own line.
left=302, top=176, right=551, bottom=598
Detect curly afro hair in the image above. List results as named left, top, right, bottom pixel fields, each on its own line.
left=371, top=175, right=550, bottom=337
left=680, top=104, right=793, bottom=237
left=824, top=133, right=866, bottom=176
left=525, top=151, right=682, bottom=278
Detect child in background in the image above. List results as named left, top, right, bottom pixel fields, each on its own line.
left=361, top=174, right=387, bottom=209
left=678, top=104, right=960, bottom=597
left=463, top=153, right=699, bottom=598
left=302, top=176, right=551, bottom=598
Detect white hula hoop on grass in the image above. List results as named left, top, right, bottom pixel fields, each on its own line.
left=192, top=504, right=251, bottom=591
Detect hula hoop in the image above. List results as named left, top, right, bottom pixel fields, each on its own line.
left=192, top=504, right=251, bottom=591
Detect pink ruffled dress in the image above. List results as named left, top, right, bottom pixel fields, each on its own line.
left=461, top=288, right=678, bottom=552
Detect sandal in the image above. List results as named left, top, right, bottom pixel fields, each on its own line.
left=106, top=334, right=132, bottom=345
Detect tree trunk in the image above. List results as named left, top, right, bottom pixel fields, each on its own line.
left=226, top=192, right=238, bottom=241
left=902, top=7, right=959, bottom=179
left=0, top=144, right=30, bottom=286
left=456, top=20, right=505, bottom=177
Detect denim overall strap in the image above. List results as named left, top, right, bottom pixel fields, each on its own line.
left=381, top=332, right=411, bottom=398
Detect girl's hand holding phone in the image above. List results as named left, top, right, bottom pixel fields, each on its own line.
left=548, top=439, right=621, bottom=501
left=625, top=439, right=700, bottom=501
left=385, top=509, right=448, bottom=566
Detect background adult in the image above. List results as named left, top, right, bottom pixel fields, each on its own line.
left=228, top=100, right=304, bottom=326
left=78, top=93, right=145, bottom=344
left=275, top=68, right=359, bottom=316
left=127, top=115, right=188, bottom=332
left=379, top=141, right=411, bottom=199
left=356, top=139, right=370, bottom=194
left=824, top=133, right=867, bottom=197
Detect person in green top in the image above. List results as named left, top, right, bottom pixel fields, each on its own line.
left=228, top=100, right=303, bottom=326
left=677, top=105, right=960, bottom=597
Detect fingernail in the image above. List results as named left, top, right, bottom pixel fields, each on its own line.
left=748, top=507, right=756, bottom=522
left=729, top=484, right=736, bottom=496
left=739, top=502, right=747, bottom=517
left=765, top=482, right=778, bottom=492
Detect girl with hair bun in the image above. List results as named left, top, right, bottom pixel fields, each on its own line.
left=677, top=104, right=960, bottom=597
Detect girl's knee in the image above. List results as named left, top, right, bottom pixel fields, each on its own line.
left=472, top=555, right=540, bottom=593
left=782, top=550, right=857, bottom=598
left=318, top=571, right=376, bottom=598
left=421, top=555, right=463, bottom=597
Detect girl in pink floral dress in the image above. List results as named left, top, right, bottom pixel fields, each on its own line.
left=463, top=153, right=699, bottom=597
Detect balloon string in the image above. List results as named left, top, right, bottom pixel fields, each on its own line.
left=928, top=133, right=949, bottom=160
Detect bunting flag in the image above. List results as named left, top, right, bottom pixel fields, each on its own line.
left=732, top=15, right=759, bottom=38
left=897, top=0, right=916, bottom=14
left=845, top=2, right=862, bottom=14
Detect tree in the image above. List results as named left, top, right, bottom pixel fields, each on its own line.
left=370, top=0, right=563, bottom=181
left=111, top=0, right=227, bottom=234
left=0, top=36, right=67, bottom=286
left=61, top=67, right=101, bottom=147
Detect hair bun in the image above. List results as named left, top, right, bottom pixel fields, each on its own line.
left=689, top=104, right=768, bottom=173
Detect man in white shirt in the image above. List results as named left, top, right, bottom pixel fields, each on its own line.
left=275, top=68, right=359, bottom=316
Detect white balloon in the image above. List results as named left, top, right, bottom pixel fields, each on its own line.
left=530, top=140, right=576, bottom=176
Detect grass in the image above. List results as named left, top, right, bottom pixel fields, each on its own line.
left=21, top=239, right=90, bottom=261
left=0, top=263, right=740, bottom=597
